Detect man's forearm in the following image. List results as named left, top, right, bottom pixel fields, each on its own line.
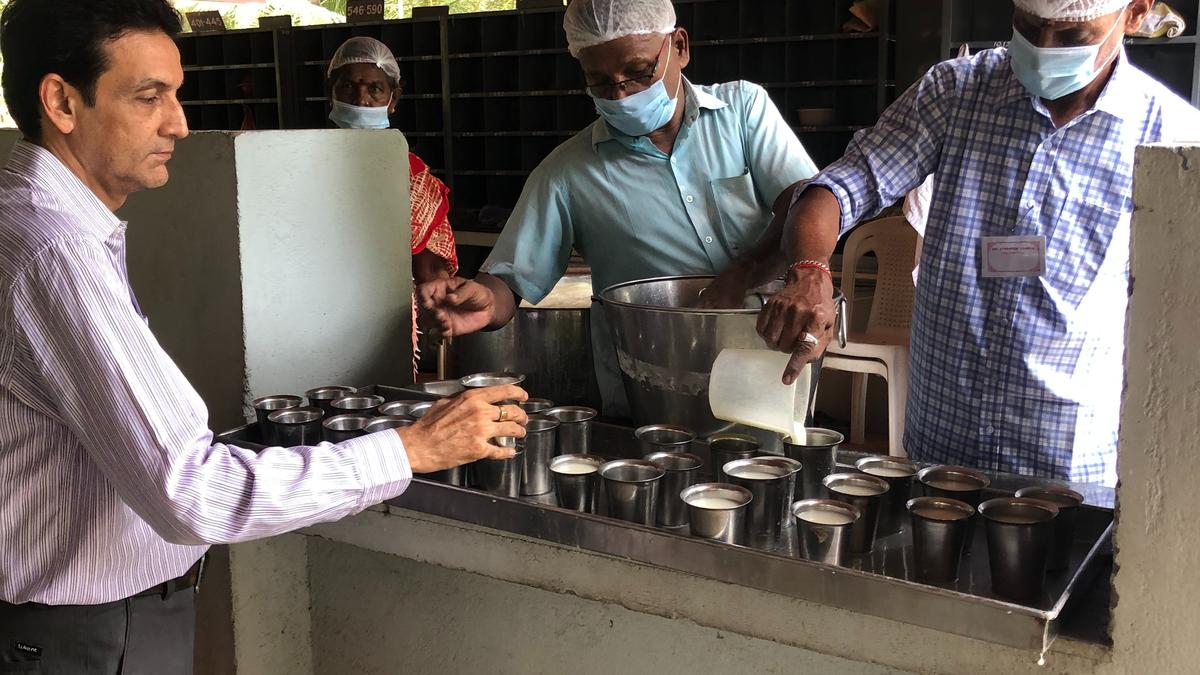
left=783, top=186, right=842, bottom=276
left=476, top=272, right=518, bottom=330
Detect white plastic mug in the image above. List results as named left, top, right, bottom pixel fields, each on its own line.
left=708, top=348, right=812, bottom=443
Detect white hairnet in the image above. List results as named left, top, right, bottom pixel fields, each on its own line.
left=1012, top=0, right=1130, bottom=21
left=564, top=0, right=677, bottom=58
left=328, top=37, right=402, bottom=85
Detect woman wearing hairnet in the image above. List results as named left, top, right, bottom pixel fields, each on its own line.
left=327, top=37, right=458, bottom=371
left=418, top=0, right=818, bottom=417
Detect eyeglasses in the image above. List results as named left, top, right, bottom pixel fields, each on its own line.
left=584, top=35, right=672, bottom=99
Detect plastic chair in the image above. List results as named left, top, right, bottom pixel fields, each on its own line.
left=824, top=216, right=918, bottom=457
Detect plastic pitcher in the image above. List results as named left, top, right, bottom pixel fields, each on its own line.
left=709, top=349, right=812, bottom=443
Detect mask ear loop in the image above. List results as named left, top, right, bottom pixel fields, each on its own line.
left=663, top=33, right=683, bottom=100
left=1094, top=8, right=1128, bottom=73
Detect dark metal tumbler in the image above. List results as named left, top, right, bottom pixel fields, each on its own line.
left=322, top=414, right=371, bottom=443
left=544, top=406, right=597, bottom=455
left=330, top=394, right=385, bottom=418
left=550, top=454, right=605, bottom=513
left=1015, top=485, right=1084, bottom=572
left=792, top=499, right=861, bottom=565
left=644, top=451, right=703, bottom=527
left=724, top=458, right=797, bottom=550
left=253, top=395, right=302, bottom=431
left=917, top=465, right=991, bottom=551
left=823, top=472, right=890, bottom=555
left=266, top=407, right=323, bottom=446
left=782, top=428, right=844, bottom=500
left=979, top=498, right=1059, bottom=604
left=305, top=386, right=355, bottom=416
left=600, top=459, right=664, bottom=526
left=635, top=425, right=695, bottom=455
left=906, top=497, right=975, bottom=583
left=474, top=446, right=525, bottom=498
left=518, top=398, right=555, bottom=414
left=520, top=416, right=560, bottom=496
left=683, top=483, right=752, bottom=544
left=363, top=416, right=413, bottom=434
left=707, top=434, right=761, bottom=482
left=855, top=456, right=918, bottom=536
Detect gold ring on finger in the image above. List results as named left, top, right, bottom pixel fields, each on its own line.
left=496, top=405, right=508, bottom=423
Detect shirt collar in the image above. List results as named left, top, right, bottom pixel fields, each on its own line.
left=4, top=139, right=124, bottom=240
left=992, top=47, right=1143, bottom=120
left=590, top=78, right=728, bottom=147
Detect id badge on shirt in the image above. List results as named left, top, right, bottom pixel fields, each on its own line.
left=981, top=235, right=1046, bottom=278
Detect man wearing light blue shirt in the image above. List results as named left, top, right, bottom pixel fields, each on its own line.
left=421, top=0, right=817, bottom=415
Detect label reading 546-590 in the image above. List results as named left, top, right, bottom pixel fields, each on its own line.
left=346, top=0, right=385, bottom=22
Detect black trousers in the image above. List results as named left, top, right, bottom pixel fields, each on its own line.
left=0, top=590, right=194, bottom=674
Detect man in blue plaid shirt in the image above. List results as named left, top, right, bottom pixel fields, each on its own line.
left=708, top=0, right=1200, bottom=486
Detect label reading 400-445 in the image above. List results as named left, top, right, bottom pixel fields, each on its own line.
left=346, top=0, right=385, bottom=23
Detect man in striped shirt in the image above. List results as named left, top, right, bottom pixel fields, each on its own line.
left=0, top=1, right=527, bottom=671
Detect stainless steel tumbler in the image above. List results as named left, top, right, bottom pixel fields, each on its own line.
left=322, top=414, right=371, bottom=443
left=544, top=406, right=597, bottom=455
left=405, top=401, right=436, bottom=420
left=550, top=454, right=605, bottom=513
left=305, top=386, right=356, bottom=416
left=520, top=415, right=560, bottom=496
left=855, top=455, right=918, bottom=536
left=979, top=497, right=1059, bottom=604
left=1014, top=485, right=1084, bottom=572
left=266, top=407, right=324, bottom=446
left=707, top=434, right=762, bottom=482
left=600, top=459, right=664, bottom=526
left=460, top=372, right=526, bottom=388
left=644, top=451, right=703, bottom=527
left=518, top=398, right=555, bottom=414
left=907, top=496, right=975, bottom=583
left=823, top=472, right=890, bottom=555
left=918, top=465, right=991, bottom=550
left=683, top=483, right=753, bottom=544
left=635, top=424, right=695, bottom=455
left=782, top=428, right=844, bottom=500
left=724, top=457, right=798, bottom=550
left=378, top=400, right=427, bottom=418
left=792, top=498, right=862, bottom=565
left=252, top=395, right=302, bottom=432
left=363, top=416, right=413, bottom=434
left=474, top=446, right=525, bottom=498
left=330, top=394, right=385, bottom=418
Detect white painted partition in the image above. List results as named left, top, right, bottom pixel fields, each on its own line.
left=117, top=130, right=413, bottom=429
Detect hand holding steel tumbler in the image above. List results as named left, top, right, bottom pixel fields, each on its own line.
left=398, top=385, right=530, bottom=474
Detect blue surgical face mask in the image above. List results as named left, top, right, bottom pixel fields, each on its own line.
left=1009, top=9, right=1126, bottom=101
left=590, top=44, right=681, bottom=137
left=329, top=99, right=391, bottom=129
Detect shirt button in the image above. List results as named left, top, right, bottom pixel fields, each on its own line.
left=686, top=195, right=695, bottom=203
left=985, top=426, right=995, bottom=435
left=704, top=236, right=714, bottom=244
left=670, top=157, right=677, bottom=165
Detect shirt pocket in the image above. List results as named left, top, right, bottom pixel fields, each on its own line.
left=709, top=172, right=768, bottom=256
left=1042, top=198, right=1131, bottom=309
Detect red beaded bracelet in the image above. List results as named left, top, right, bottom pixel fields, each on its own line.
left=788, top=260, right=832, bottom=280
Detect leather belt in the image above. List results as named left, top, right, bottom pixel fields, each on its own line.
left=133, top=555, right=205, bottom=599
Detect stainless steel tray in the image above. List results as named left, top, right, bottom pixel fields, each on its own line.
left=217, top=384, right=1113, bottom=653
